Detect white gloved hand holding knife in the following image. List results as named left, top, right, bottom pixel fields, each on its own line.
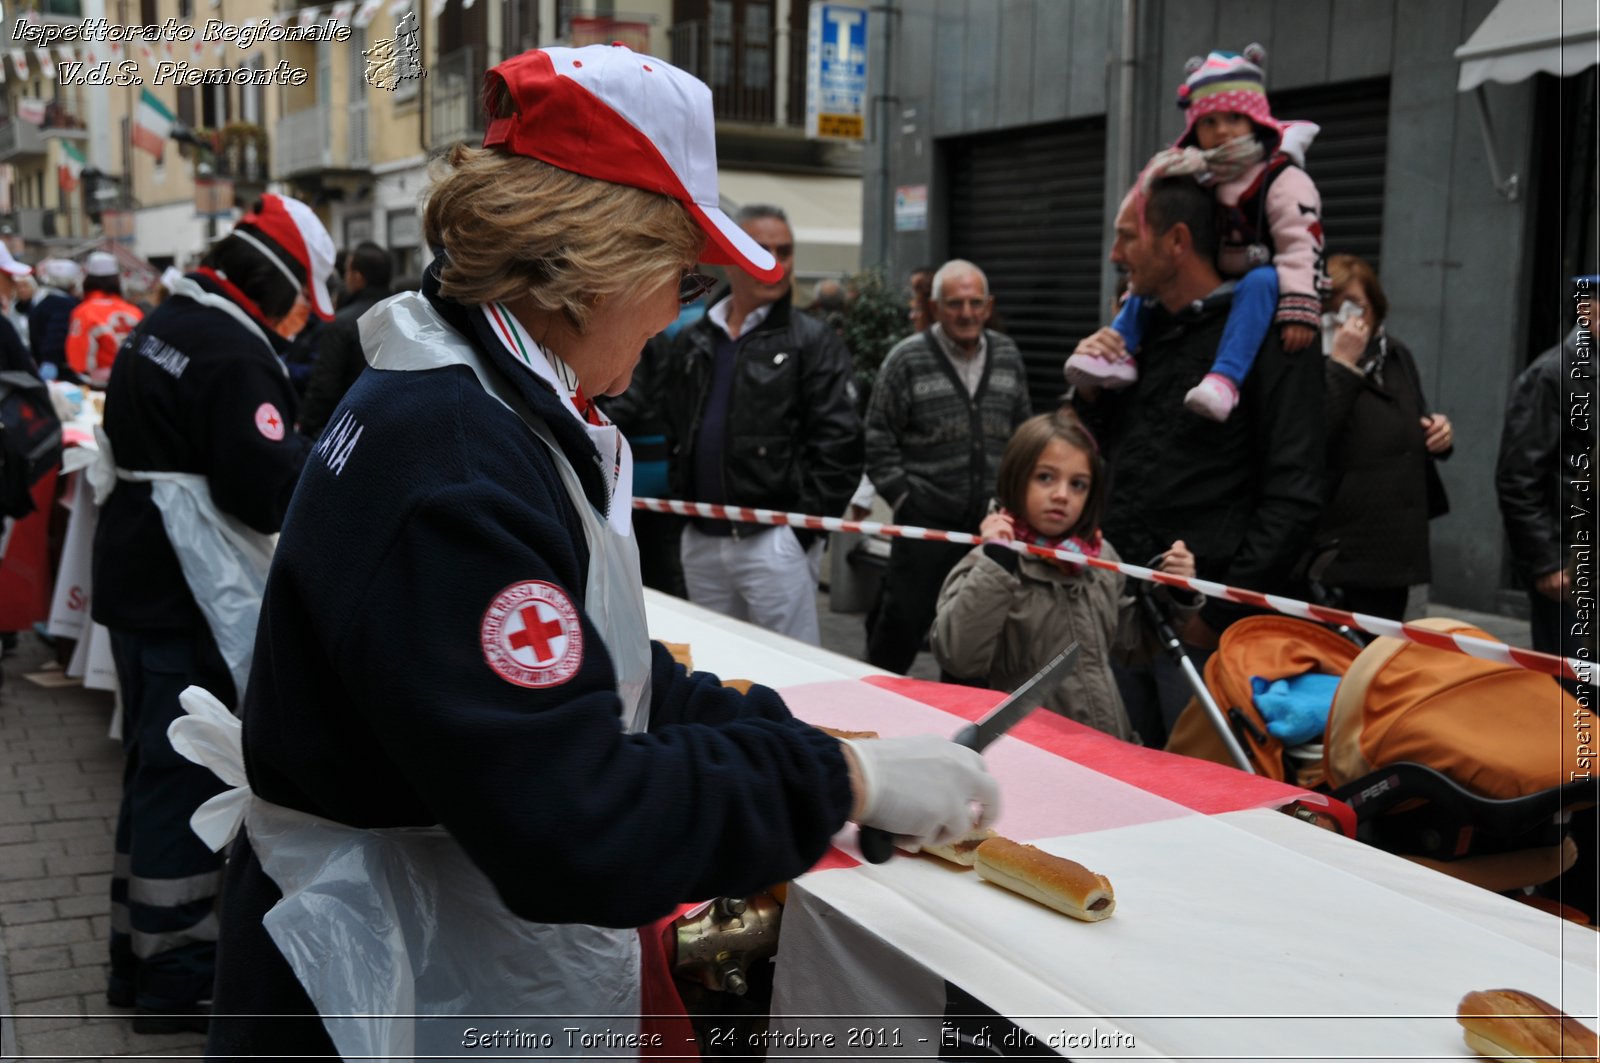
left=843, top=735, right=999, bottom=850
left=845, top=644, right=1081, bottom=863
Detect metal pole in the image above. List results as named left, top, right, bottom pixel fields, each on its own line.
left=1136, top=587, right=1254, bottom=774
left=1116, top=0, right=1137, bottom=196
left=1471, top=85, right=1520, bottom=201
left=1174, top=651, right=1253, bottom=773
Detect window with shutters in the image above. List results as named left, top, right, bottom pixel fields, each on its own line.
left=201, top=80, right=231, bottom=128
left=671, top=0, right=776, bottom=123
left=500, top=0, right=539, bottom=57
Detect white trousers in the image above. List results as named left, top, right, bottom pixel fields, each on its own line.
left=680, top=525, right=825, bottom=646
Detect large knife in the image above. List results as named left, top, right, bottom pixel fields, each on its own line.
left=857, top=642, right=1081, bottom=864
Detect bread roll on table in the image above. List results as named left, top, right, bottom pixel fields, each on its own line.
left=974, top=837, right=1115, bottom=921
left=1458, top=988, right=1599, bottom=1061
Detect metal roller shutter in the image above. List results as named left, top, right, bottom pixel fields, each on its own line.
left=947, top=119, right=1109, bottom=413
left=1270, top=78, right=1391, bottom=273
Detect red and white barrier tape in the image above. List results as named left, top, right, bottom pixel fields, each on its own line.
left=635, top=497, right=1598, bottom=688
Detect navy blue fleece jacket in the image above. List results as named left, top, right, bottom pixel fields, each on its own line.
left=231, top=260, right=851, bottom=922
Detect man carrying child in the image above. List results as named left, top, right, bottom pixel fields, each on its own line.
left=1070, top=175, right=1326, bottom=744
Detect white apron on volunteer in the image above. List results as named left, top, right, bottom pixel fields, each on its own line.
left=88, top=273, right=283, bottom=701
left=171, top=290, right=654, bottom=1058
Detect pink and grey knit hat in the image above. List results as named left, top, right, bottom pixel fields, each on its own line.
left=1173, top=44, right=1283, bottom=150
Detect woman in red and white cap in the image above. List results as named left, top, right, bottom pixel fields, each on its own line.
left=188, top=45, right=998, bottom=1059
left=87, top=193, right=331, bottom=1035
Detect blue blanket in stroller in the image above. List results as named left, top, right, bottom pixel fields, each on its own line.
left=1252, top=673, right=1342, bottom=745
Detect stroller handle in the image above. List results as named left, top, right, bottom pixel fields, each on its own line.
left=1135, top=568, right=1255, bottom=775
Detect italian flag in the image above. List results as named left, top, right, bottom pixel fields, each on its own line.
left=131, top=89, right=173, bottom=157
left=57, top=140, right=84, bottom=193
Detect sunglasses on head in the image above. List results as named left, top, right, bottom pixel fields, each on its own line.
left=679, top=269, right=717, bottom=305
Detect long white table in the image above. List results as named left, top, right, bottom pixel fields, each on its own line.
left=645, top=590, right=1599, bottom=1062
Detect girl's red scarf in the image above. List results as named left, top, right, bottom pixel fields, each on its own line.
left=1010, top=518, right=1102, bottom=569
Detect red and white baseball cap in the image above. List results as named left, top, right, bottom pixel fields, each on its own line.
left=234, top=193, right=337, bottom=320
left=0, top=244, right=31, bottom=278
left=482, top=44, right=781, bottom=283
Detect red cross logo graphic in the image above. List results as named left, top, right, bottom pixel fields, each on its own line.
left=481, top=580, right=583, bottom=688
left=255, top=402, right=286, bottom=441
left=508, top=604, right=565, bottom=663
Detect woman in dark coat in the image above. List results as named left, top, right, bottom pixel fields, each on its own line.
left=1316, top=253, right=1454, bottom=620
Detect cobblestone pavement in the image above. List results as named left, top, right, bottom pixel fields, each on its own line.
left=0, top=632, right=205, bottom=1061
left=0, top=592, right=1529, bottom=1060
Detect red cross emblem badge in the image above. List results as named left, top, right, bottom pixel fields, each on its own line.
left=254, top=402, right=286, bottom=441
left=480, top=580, right=584, bottom=688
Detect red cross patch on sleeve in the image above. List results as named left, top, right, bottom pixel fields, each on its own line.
left=480, top=580, right=585, bottom=688
left=254, top=402, right=286, bottom=441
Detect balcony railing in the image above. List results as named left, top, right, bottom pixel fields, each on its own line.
left=13, top=207, right=62, bottom=241
left=273, top=106, right=329, bottom=176
left=39, top=101, right=88, bottom=137
left=429, top=46, right=484, bottom=151
left=210, top=125, right=269, bottom=185
left=0, top=118, right=47, bottom=161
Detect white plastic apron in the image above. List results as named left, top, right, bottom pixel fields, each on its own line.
left=87, top=275, right=282, bottom=700
left=170, top=292, right=655, bottom=1060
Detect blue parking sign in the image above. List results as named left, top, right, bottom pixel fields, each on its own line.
left=806, top=2, right=869, bottom=141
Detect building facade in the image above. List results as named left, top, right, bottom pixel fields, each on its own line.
left=1, top=0, right=864, bottom=288
left=859, top=0, right=1597, bottom=614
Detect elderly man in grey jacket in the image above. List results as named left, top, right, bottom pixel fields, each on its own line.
left=864, top=259, right=1032, bottom=674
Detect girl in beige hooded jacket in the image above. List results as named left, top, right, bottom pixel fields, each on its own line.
left=931, top=411, right=1201, bottom=742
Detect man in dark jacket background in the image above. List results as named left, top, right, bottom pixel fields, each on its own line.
left=1071, top=176, right=1326, bottom=743
left=661, top=204, right=862, bottom=646
left=1497, top=276, right=1596, bottom=664
left=298, top=241, right=391, bottom=439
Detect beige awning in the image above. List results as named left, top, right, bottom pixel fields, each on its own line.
left=715, top=170, right=862, bottom=277
left=1455, top=0, right=1599, bottom=90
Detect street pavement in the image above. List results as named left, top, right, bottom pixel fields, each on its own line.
left=0, top=633, right=205, bottom=1061
left=0, top=591, right=1530, bottom=1060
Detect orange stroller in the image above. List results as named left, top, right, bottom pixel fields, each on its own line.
left=1166, top=615, right=1595, bottom=911
left=1321, top=618, right=1594, bottom=901
left=1164, top=614, right=1362, bottom=788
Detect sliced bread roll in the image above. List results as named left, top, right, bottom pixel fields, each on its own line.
left=921, top=828, right=997, bottom=867
left=973, top=837, right=1115, bottom=921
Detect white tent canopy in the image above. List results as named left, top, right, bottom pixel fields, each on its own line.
left=1455, top=0, right=1600, bottom=90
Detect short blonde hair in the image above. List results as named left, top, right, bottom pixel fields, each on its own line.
left=1325, top=253, right=1388, bottom=326
left=422, top=145, right=703, bottom=331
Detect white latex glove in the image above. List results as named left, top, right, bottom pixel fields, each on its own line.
left=844, top=736, right=1001, bottom=849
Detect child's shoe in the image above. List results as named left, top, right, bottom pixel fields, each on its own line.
left=1064, top=352, right=1138, bottom=390
left=1184, top=373, right=1239, bottom=421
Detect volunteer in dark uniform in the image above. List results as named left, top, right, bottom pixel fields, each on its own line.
left=89, top=194, right=330, bottom=1033
left=190, top=45, right=999, bottom=1059
left=28, top=257, right=81, bottom=382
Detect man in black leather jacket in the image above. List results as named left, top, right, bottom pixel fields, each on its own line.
left=1497, top=277, right=1596, bottom=663
left=660, top=204, right=862, bottom=645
